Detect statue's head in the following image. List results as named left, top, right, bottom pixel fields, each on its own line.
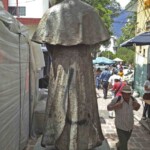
left=49, top=0, right=63, bottom=6
left=49, top=0, right=79, bottom=6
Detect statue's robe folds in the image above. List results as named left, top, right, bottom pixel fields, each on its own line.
left=32, top=0, right=110, bottom=150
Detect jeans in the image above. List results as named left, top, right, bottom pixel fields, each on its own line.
left=102, top=81, right=109, bottom=98
left=116, top=128, right=132, bottom=150
left=143, top=103, right=150, bottom=118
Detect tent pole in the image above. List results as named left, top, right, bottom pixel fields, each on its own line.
left=18, top=32, right=22, bottom=150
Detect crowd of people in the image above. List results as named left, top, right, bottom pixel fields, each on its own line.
left=94, top=63, right=142, bottom=150
left=94, top=63, right=150, bottom=121
left=95, top=63, right=128, bottom=99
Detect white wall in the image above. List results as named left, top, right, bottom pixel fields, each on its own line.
left=8, top=0, right=49, bottom=18
left=100, top=36, right=117, bottom=54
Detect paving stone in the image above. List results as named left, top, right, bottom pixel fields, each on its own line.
left=26, top=89, right=150, bottom=150
left=97, top=89, right=150, bottom=150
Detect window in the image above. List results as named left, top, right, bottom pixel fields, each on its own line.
left=8, top=7, right=26, bottom=16
left=143, top=49, right=146, bottom=57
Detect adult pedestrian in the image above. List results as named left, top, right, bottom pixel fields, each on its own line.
left=107, top=85, right=140, bottom=150
left=111, top=79, right=126, bottom=97
left=118, top=69, right=124, bottom=78
left=142, top=77, right=150, bottom=120
left=99, top=65, right=111, bottom=99
left=108, top=70, right=121, bottom=117
left=95, top=68, right=102, bottom=98
left=95, top=68, right=101, bottom=90
left=108, top=69, right=121, bottom=98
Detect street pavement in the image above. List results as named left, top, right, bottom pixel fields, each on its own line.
left=25, top=89, right=150, bottom=150
left=97, top=89, right=150, bottom=150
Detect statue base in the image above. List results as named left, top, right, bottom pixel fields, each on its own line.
left=34, top=136, right=110, bottom=150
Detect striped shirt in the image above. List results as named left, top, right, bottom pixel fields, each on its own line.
left=109, top=96, right=136, bottom=131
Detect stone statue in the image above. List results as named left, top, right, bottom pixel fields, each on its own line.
left=32, top=0, right=110, bottom=149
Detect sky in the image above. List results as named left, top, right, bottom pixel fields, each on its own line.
left=116, top=0, right=131, bottom=9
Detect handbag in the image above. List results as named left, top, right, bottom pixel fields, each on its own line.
left=143, top=93, right=150, bottom=100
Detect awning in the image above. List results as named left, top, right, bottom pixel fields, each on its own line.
left=120, top=32, right=150, bottom=47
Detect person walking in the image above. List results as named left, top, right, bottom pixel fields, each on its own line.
left=111, top=79, right=126, bottom=97
left=95, top=68, right=101, bottom=90
left=99, top=65, right=111, bottom=99
left=142, top=77, right=150, bottom=120
left=95, top=68, right=102, bottom=98
left=108, top=69, right=121, bottom=98
left=118, top=69, right=124, bottom=78
left=107, top=85, right=140, bottom=150
left=108, top=69, right=121, bottom=118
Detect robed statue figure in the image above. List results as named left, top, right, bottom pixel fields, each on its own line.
left=32, top=0, right=110, bottom=150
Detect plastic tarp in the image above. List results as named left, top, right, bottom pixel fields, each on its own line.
left=0, top=5, right=30, bottom=150
left=31, top=88, right=48, bottom=137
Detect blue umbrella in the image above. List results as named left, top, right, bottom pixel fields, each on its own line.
left=120, top=32, right=150, bottom=47
left=93, top=57, right=115, bottom=65
left=92, top=59, right=98, bottom=64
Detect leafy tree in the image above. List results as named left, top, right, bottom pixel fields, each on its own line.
left=82, top=0, right=121, bottom=58
left=82, top=0, right=121, bottom=32
left=116, top=0, right=137, bottom=64
left=117, top=0, right=137, bottom=46
left=117, top=12, right=137, bottom=46
left=116, top=48, right=135, bottom=64
left=89, top=0, right=136, bottom=64
left=108, top=0, right=121, bottom=18
left=99, top=48, right=135, bottom=65
left=99, top=51, right=115, bottom=60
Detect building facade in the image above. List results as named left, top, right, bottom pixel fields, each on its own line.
left=2, top=0, right=50, bottom=40
left=2, top=0, right=49, bottom=25
left=134, top=0, right=150, bottom=95
left=100, top=36, right=118, bottom=55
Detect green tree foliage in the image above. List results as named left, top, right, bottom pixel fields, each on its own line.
left=116, top=0, right=137, bottom=65
left=90, top=0, right=136, bottom=65
left=82, top=0, right=121, bottom=59
left=99, top=51, right=115, bottom=60
left=117, top=0, right=137, bottom=46
left=82, top=0, right=121, bottom=32
left=117, top=12, right=137, bottom=46
left=108, top=0, right=121, bottom=18
left=100, top=49, right=135, bottom=65
left=116, top=48, right=135, bottom=64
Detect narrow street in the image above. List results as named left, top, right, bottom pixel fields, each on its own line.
left=26, top=89, right=150, bottom=150
left=97, top=89, right=150, bottom=150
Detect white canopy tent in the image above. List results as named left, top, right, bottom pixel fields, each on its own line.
left=113, top=57, right=123, bottom=62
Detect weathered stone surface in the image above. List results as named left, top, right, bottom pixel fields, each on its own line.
left=32, top=0, right=109, bottom=46
left=32, top=1, right=110, bottom=150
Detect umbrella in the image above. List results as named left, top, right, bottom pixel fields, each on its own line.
left=120, top=32, right=150, bottom=47
left=92, top=59, right=98, bottom=64
left=93, top=57, right=115, bottom=65
left=113, top=58, right=123, bottom=62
